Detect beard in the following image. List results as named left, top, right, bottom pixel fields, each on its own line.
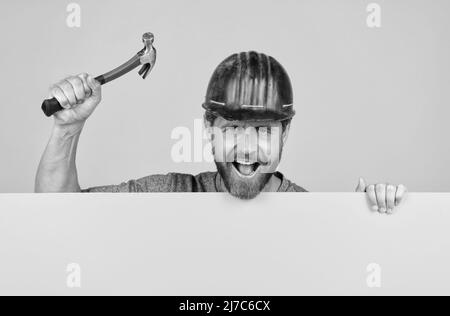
left=215, top=161, right=273, bottom=200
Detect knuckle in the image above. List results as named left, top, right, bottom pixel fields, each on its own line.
left=59, top=78, right=69, bottom=85
left=70, top=76, right=83, bottom=86
left=59, top=80, right=72, bottom=91
left=387, top=184, right=396, bottom=193
left=375, top=184, right=382, bottom=192
left=78, top=74, right=89, bottom=85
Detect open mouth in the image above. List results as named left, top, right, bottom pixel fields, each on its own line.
left=232, top=161, right=261, bottom=177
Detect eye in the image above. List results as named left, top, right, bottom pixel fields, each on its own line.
left=222, top=126, right=237, bottom=133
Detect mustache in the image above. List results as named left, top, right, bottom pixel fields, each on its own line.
left=220, top=147, right=271, bottom=164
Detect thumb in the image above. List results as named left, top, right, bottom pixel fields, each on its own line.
left=87, top=75, right=101, bottom=97
left=355, top=177, right=367, bottom=192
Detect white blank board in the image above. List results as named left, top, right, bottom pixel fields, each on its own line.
left=0, top=193, right=449, bottom=295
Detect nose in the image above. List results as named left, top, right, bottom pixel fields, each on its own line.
left=235, top=149, right=258, bottom=163
left=234, top=130, right=258, bottom=162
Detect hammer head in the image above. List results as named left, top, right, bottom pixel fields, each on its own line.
left=142, top=32, right=154, bottom=50
left=138, top=32, right=157, bottom=79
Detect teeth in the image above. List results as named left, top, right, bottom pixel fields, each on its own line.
left=235, top=160, right=256, bottom=165
left=237, top=163, right=254, bottom=176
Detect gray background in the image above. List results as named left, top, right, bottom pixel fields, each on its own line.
left=0, top=0, right=449, bottom=193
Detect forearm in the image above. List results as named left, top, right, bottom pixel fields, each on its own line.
left=35, top=123, right=84, bottom=192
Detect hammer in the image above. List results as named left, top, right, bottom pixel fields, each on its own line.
left=41, top=32, right=157, bottom=117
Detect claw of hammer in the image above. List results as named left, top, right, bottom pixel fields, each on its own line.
left=95, top=32, right=156, bottom=85
left=138, top=32, right=156, bottom=79
left=139, top=63, right=151, bottom=79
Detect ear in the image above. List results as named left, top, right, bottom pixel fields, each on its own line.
left=281, top=121, right=291, bottom=147
left=203, top=116, right=213, bottom=142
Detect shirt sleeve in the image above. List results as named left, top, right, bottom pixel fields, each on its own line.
left=81, top=173, right=193, bottom=193
left=81, top=180, right=137, bottom=193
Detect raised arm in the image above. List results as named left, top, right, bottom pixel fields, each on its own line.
left=35, top=74, right=101, bottom=192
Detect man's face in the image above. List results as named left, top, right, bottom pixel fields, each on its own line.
left=206, top=116, right=289, bottom=200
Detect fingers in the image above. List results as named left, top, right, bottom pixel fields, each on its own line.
left=49, top=74, right=99, bottom=110
left=395, top=184, right=407, bottom=206
left=49, top=85, right=70, bottom=109
left=366, top=184, right=378, bottom=212
left=58, top=79, right=78, bottom=106
left=77, top=73, right=92, bottom=98
left=355, top=177, right=367, bottom=192
left=386, top=184, right=396, bottom=213
left=66, top=76, right=86, bottom=103
left=364, top=182, right=408, bottom=215
left=375, top=184, right=387, bottom=213
left=86, top=75, right=101, bottom=97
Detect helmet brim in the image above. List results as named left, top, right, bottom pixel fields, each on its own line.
left=202, top=103, right=295, bottom=122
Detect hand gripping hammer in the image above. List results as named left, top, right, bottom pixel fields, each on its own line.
left=41, top=32, right=157, bottom=117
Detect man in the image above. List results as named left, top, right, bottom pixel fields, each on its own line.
left=35, top=51, right=407, bottom=214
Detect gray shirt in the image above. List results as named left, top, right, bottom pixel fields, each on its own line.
left=83, top=171, right=307, bottom=193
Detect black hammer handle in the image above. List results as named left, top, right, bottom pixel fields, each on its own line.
left=41, top=75, right=106, bottom=117
left=41, top=98, right=65, bottom=117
